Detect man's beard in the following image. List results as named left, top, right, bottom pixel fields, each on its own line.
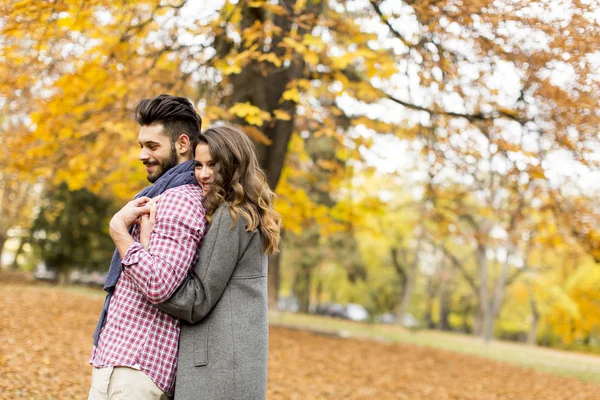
left=146, top=144, right=178, bottom=183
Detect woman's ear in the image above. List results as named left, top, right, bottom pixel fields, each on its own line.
left=177, top=134, right=191, bottom=155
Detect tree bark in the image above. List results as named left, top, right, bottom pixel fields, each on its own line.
left=527, top=283, right=539, bottom=346
left=11, top=237, right=25, bottom=270
left=481, top=303, right=494, bottom=343
left=315, top=280, right=323, bottom=307
left=268, top=252, right=281, bottom=311
left=424, top=274, right=436, bottom=329
left=391, top=236, right=422, bottom=325
left=438, top=286, right=451, bottom=331
left=436, top=256, right=451, bottom=331
left=476, top=243, right=491, bottom=341
left=472, top=307, right=483, bottom=337
left=293, top=263, right=312, bottom=313
left=396, top=264, right=416, bottom=321
left=0, top=233, right=6, bottom=269
left=483, top=247, right=513, bottom=342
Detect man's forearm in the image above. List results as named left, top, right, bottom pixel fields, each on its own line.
left=110, top=221, right=135, bottom=258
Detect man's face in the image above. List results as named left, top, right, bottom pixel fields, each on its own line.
left=138, top=124, right=178, bottom=183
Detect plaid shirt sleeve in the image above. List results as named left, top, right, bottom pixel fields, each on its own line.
left=121, top=186, right=206, bottom=304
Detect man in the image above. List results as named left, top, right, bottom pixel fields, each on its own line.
left=88, top=94, right=205, bottom=399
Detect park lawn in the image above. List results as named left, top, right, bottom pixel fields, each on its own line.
left=270, top=311, right=600, bottom=384
left=10, top=279, right=600, bottom=383
left=11, top=279, right=600, bottom=383
left=2, top=280, right=600, bottom=399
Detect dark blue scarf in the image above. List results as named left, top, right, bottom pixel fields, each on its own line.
left=93, top=160, right=197, bottom=345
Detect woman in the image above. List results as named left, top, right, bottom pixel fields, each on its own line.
left=141, top=123, right=281, bottom=399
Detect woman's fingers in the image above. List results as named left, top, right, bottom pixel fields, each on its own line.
left=133, top=196, right=151, bottom=206
left=149, top=202, right=157, bottom=225
left=131, top=195, right=160, bottom=212
left=147, top=195, right=161, bottom=207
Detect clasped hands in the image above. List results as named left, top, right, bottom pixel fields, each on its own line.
left=109, top=196, right=160, bottom=249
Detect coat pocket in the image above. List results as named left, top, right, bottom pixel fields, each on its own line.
left=193, top=319, right=210, bottom=367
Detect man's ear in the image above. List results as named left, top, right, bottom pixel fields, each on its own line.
left=177, top=134, right=191, bottom=155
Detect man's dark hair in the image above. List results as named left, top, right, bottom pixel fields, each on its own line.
left=135, top=94, right=202, bottom=145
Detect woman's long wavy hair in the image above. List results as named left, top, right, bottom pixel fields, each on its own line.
left=198, top=124, right=282, bottom=255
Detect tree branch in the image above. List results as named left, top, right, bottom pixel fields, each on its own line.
left=435, top=241, right=479, bottom=294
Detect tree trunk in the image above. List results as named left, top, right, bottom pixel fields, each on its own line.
left=53, top=263, right=67, bottom=285
left=268, top=252, right=281, bottom=311
left=423, top=274, right=436, bottom=329
left=11, top=237, right=25, bottom=270
left=483, top=247, right=513, bottom=343
left=472, top=306, right=482, bottom=336
left=476, top=244, right=491, bottom=342
left=315, top=280, right=323, bottom=307
left=527, top=284, right=539, bottom=345
left=396, top=265, right=416, bottom=321
left=438, top=286, right=451, bottom=331
left=293, top=264, right=312, bottom=314
left=0, top=233, right=7, bottom=269
left=391, top=237, right=422, bottom=326
left=268, top=230, right=284, bottom=311
left=481, top=303, right=494, bottom=343
left=59, top=269, right=69, bottom=285
left=527, top=313, right=539, bottom=346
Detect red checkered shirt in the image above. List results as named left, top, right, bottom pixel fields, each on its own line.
left=90, top=184, right=206, bottom=396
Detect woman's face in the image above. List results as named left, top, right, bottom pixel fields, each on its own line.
left=194, top=143, right=214, bottom=196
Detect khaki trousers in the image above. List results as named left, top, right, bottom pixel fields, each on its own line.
left=88, top=366, right=168, bottom=400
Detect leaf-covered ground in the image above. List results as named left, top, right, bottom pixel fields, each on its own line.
left=1, top=281, right=599, bottom=399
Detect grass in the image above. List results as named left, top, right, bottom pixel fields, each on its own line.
left=8, top=278, right=600, bottom=385
left=269, top=311, right=600, bottom=384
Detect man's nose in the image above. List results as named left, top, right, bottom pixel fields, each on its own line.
left=139, top=147, right=150, bottom=161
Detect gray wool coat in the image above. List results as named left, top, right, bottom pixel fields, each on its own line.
left=154, top=204, right=268, bottom=400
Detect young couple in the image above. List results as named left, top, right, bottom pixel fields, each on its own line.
left=88, top=94, right=281, bottom=399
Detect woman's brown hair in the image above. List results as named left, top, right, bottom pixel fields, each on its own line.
left=198, top=124, right=282, bottom=255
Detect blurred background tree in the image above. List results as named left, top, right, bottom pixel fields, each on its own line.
left=29, top=183, right=116, bottom=283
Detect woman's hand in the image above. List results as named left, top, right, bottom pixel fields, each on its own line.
left=109, top=196, right=154, bottom=257
left=109, top=196, right=152, bottom=235
left=140, top=196, right=160, bottom=249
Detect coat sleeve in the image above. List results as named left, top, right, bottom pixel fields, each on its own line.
left=153, top=206, right=251, bottom=323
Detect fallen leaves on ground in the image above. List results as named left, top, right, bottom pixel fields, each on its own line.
left=1, top=281, right=599, bottom=399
